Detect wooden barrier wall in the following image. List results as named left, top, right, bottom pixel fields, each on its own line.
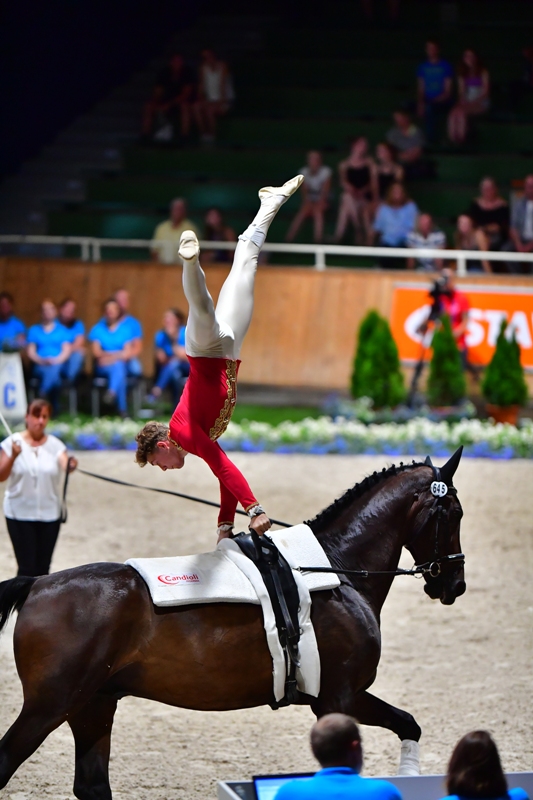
left=1, top=257, right=532, bottom=390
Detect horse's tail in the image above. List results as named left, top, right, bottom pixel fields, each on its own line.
left=0, top=576, right=36, bottom=633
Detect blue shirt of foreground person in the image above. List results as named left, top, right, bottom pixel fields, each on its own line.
left=275, top=714, right=402, bottom=800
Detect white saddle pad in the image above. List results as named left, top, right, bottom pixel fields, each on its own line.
left=126, top=523, right=340, bottom=702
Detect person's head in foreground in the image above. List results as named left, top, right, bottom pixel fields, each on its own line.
left=310, top=714, right=363, bottom=772
left=25, top=399, right=52, bottom=441
left=446, top=731, right=507, bottom=798
left=135, top=421, right=185, bottom=471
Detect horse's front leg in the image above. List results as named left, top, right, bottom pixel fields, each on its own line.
left=311, top=689, right=421, bottom=776
left=67, top=693, right=118, bottom=800
left=351, top=690, right=422, bottom=775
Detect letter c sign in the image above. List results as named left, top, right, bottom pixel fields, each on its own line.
left=3, top=383, right=16, bottom=409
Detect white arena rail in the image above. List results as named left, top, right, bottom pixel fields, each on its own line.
left=1, top=235, right=533, bottom=277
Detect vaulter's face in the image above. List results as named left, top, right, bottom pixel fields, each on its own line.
left=149, top=442, right=185, bottom=471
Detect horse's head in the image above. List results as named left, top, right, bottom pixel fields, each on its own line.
left=405, top=447, right=466, bottom=606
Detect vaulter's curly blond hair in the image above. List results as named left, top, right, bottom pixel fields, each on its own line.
left=135, top=421, right=169, bottom=466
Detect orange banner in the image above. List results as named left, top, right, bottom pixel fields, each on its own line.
left=390, top=283, right=533, bottom=369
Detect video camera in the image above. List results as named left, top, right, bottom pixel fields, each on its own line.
left=427, top=273, right=451, bottom=320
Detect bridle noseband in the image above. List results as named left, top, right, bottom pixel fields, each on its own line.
left=405, top=463, right=465, bottom=578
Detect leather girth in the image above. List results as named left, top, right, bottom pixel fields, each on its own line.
left=233, top=531, right=301, bottom=708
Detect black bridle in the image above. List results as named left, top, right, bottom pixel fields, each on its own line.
left=298, top=463, right=465, bottom=581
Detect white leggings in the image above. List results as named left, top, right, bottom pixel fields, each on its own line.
left=183, top=237, right=259, bottom=360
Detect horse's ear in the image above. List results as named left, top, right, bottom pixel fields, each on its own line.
left=440, top=446, right=464, bottom=484
left=424, top=455, right=433, bottom=467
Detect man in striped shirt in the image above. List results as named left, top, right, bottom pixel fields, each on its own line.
left=406, top=213, right=446, bottom=271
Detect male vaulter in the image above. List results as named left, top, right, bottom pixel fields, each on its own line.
left=135, top=175, right=304, bottom=542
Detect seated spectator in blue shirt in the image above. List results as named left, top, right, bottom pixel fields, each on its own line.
left=275, top=713, right=402, bottom=800
left=417, top=39, right=454, bottom=142
left=113, top=288, right=143, bottom=379
left=0, top=292, right=26, bottom=352
left=148, top=308, right=189, bottom=404
left=89, top=298, right=136, bottom=416
left=373, top=182, right=419, bottom=268
left=58, top=298, right=85, bottom=384
left=406, top=213, right=446, bottom=271
left=440, top=731, right=529, bottom=800
left=27, top=299, right=71, bottom=411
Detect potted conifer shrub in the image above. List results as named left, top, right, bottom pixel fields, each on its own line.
left=351, top=311, right=405, bottom=408
left=482, top=321, right=528, bottom=426
left=427, top=315, right=467, bottom=407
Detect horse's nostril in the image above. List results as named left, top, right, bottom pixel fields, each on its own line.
left=454, top=580, right=466, bottom=597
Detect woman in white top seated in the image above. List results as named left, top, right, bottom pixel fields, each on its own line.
left=286, top=150, right=332, bottom=243
left=0, top=398, right=77, bottom=577
left=194, top=48, right=234, bottom=142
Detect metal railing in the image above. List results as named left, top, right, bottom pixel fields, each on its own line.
left=1, top=234, right=533, bottom=277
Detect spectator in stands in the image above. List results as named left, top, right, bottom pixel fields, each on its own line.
left=373, top=142, right=404, bottom=204
left=113, top=288, right=143, bottom=381
left=508, top=173, right=533, bottom=273
left=468, top=177, right=510, bottom=253
left=194, top=49, right=234, bottom=143
left=142, top=54, right=196, bottom=143
left=454, top=214, right=491, bottom=273
left=286, top=151, right=332, bottom=243
left=89, top=298, right=135, bottom=417
left=386, top=111, right=426, bottom=180
left=202, top=208, right=237, bottom=263
left=274, top=713, right=402, bottom=800
left=148, top=309, right=189, bottom=405
left=440, top=730, right=529, bottom=800
left=334, top=137, right=375, bottom=245
left=417, top=39, right=454, bottom=142
left=27, top=300, right=71, bottom=412
left=0, top=292, right=26, bottom=352
left=152, top=198, right=199, bottom=264
left=406, top=213, right=446, bottom=271
left=57, top=298, right=85, bottom=385
left=448, top=50, right=490, bottom=145
left=372, top=182, right=419, bottom=267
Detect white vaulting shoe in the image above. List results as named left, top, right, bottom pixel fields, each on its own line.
left=178, top=230, right=200, bottom=262
left=258, top=174, right=304, bottom=207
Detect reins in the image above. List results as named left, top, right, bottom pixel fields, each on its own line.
left=296, top=553, right=465, bottom=580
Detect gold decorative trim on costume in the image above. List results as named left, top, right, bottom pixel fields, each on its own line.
left=209, top=360, right=238, bottom=441
left=167, top=431, right=184, bottom=451
left=244, top=502, right=260, bottom=513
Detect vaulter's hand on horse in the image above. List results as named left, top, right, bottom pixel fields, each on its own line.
left=249, top=512, right=271, bottom=536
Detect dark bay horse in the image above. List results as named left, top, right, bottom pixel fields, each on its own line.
left=0, top=450, right=465, bottom=799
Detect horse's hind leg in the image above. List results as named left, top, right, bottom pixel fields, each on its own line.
left=67, top=693, right=118, bottom=800
left=0, top=698, right=68, bottom=789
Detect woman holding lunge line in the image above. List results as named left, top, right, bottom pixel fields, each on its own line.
left=135, top=175, right=304, bottom=542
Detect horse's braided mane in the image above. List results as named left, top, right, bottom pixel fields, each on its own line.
left=306, top=459, right=425, bottom=532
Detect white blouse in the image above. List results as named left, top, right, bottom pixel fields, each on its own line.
left=1, top=434, right=66, bottom=521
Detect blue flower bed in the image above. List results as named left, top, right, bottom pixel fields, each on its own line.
left=37, top=415, right=533, bottom=459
